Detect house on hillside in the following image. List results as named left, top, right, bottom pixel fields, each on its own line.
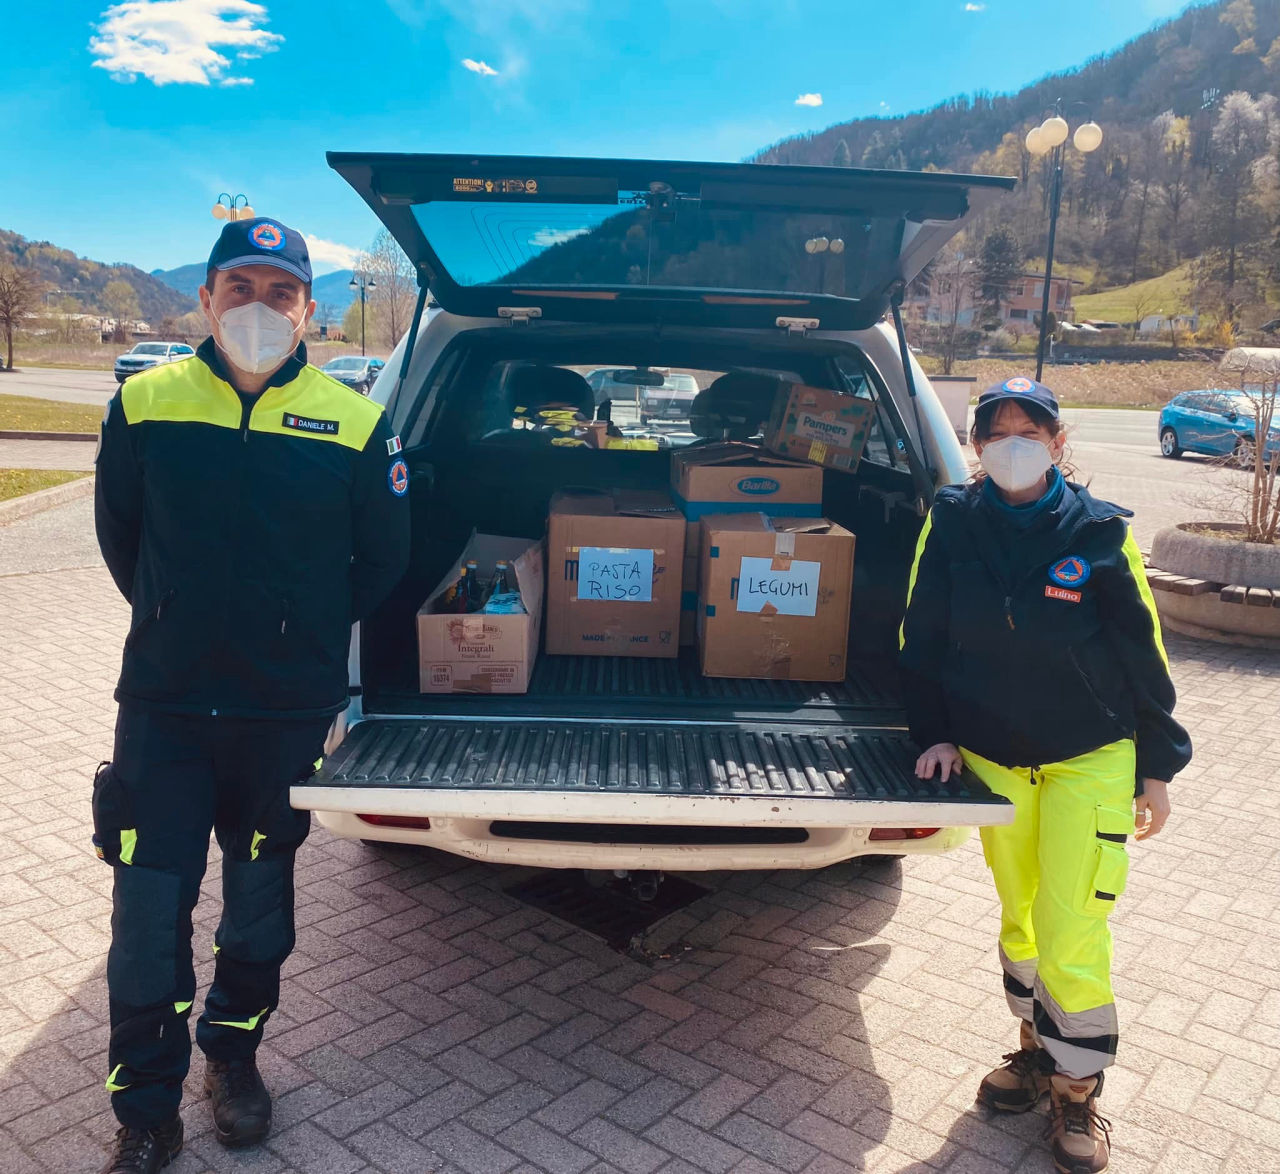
left=1138, top=312, right=1199, bottom=338
left=906, top=271, right=1080, bottom=335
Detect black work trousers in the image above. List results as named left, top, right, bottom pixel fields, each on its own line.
left=93, top=702, right=330, bottom=1129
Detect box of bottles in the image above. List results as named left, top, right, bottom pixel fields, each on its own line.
left=416, top=533, right=544, bottom=693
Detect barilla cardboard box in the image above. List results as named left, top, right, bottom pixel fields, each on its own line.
left=698, top=513, right=855, bottom=682
left=546, top=490, right=685, bottom=658
left=670, top=443, right=824, bottom=645
left=764, top=384, right=875, bottom=472
left=417, top=533, right=544, bottom=693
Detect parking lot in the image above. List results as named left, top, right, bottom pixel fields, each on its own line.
left=1, top=370, right=1278, bottom=1173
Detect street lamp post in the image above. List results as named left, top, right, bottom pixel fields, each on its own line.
left=1025, top=104, right=1103, bottom=380
left=804, top=236, right=845, bottom=295
left=211, top=193, right=255, bottom=223
left=349, top=273, right=376, bottom=356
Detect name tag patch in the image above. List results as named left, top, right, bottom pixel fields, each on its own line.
left=282, top=412, right=339, bottom=435
left=1045, top=584, right=1082, bottom=604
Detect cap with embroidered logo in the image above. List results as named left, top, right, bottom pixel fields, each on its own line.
left=207, top=217, right=312, bottom=285
left=975, top=376, right=1060, bottom=422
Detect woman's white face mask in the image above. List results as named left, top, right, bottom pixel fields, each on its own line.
left=213, top=300, right=304, bottom=375
left=979, top=434, right=1055, bottom=492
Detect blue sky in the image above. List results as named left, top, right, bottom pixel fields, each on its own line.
left=2, top=0, right=1198, bottom=276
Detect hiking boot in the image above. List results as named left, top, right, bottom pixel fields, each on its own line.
left=100, top=1118, right=183, bottom=1173
left=1047, top=1072, right=1112, bottom=1174
left=204, top=1056, right=271, bottom=1147
left=977, top=1021, right=1053, bottom=1113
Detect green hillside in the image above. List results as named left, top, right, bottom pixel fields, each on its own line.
left=1, top=229, right=197, bottom=323
left=1072, top=264, right=1198, bottom=324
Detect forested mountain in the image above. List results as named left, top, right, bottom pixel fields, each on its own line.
left=755, top=0, right=1280, bottom=326
left=0, top=229, right=197, bottom=323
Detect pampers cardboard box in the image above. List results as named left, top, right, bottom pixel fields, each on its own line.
left=764, top=384, right=875, bottom=472
left=416, top=533, right=544, bottom=693
left=670, top=443, right=824, bottom=645
left=546, top=490, right=685, bottom=658
left=698, top=513, right=855, bottom=681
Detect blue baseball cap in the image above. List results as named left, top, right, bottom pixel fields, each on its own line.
left=207, top=217, right=312, bottom=285
left=975, top=376, right=1060, bottom=420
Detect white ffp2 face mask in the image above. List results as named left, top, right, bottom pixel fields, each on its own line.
left=980, top=434, right=1054, bottom=492
left=213, top=301, right=304, bottom=375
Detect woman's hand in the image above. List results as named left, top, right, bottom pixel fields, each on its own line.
left=1135, top=778, right=1170, bottom=840
left=916, top=742, right=964, bottom=782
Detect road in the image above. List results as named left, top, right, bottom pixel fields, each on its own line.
left=0, top=365, right=116, bottom=405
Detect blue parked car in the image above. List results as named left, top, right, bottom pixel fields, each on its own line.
left=1159, top=389, right=1280, bottom=465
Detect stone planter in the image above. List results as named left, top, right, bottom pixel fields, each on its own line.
left=1148, top=523, right=1280, bottom=648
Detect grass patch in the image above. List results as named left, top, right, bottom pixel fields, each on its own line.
left=0, top=469, right=89, bottom=502
left=948, top=357, right=1225, bottom=407
left=0, top=395, right=105, bottom=433
left=1073, top=263, right=1199, bottom=325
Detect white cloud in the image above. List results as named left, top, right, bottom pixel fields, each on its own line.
left=303, top=234, right=361, bottom=276
left=530, top=227, right=589, bottom=248
left=462, top=57, right=499, bottom=76
left=795, top=93, right=823, bottom=108
left=879, top=100, right=890, bottom=110
left=89, top=0, right=281, bottom=86
left=964, top=3, right=986, bottom=10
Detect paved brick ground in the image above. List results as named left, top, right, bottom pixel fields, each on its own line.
left=2, top=549, right=1279, bottom=1172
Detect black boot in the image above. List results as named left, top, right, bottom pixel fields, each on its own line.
left=101, top=1118, right=183, bottom=1173
left=204, top=1057, right=271, bottom=1147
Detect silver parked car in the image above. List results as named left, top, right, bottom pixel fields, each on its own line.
left=114, top=341, right=195, bottom=384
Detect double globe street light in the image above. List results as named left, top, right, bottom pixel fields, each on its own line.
left=211, top=193, right=254, bottom=222
left=349, top=272, right=376, bottom=356
left=1024, top=105, right=1104, bottom=379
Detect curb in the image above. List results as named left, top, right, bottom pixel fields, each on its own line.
left=0, top=474, right=95, bottom=526
left=0, top=430, right=98, bottom=442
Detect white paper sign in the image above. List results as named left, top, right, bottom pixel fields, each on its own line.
left=737, top=556, right=821, bottom=616
left=578, top=547, right=655, bottom=602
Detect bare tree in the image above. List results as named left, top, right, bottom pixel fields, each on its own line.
left=934, top=242, right=977, bottom=375
left=360, top=230, right=417, bottom=351
left=0, top=264, right=43, bottom=371
left=1216, top=348, right=1280, bottom=542
left=1130, top=289, right=1160, bottom=339
left=101, top=280, right=140, bottom=343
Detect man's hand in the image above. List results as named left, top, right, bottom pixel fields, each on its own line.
left=916, top=742, right=964, bottom=782
left=1135, top=778, right=1171, bottom=840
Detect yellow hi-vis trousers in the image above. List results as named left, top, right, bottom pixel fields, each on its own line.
left=964, top=738, right=1137, bottom=1079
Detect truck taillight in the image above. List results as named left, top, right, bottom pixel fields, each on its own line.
left=357, top=814, right=432, bottom=830
left=868, top=827, right=940, bottom=841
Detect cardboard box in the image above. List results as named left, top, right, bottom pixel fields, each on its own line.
left=698, top=513, right=855, bottom=682
left=417, top=534, right=544, bottom=693
left=672, top=445, right=826, bottom=646
left=764, top=384, right=875, bottom=472
left=671, top=443, right=825, bottom=557
left=546, top=490, right=685, bottom=658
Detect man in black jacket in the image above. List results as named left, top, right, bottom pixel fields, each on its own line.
left=93, top=217, right=410, bottom=1173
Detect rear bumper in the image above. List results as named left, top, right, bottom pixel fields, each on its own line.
left=312, top=807, right=973, bottom=870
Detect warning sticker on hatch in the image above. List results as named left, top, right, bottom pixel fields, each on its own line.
left=452, top=178, right=540, bottom=195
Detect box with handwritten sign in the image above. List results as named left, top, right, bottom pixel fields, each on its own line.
left=545, top=490, right=685, bottom=658
left=670, top=442, right=825, bottom=644
left=698, top=513, right=854, bottom=681
left=764, top=383, right=875, bottom=472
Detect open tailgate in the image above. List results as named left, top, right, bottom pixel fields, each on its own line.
left=293, top=716, right=1011, bottom=828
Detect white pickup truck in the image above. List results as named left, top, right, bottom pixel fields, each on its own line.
left=291, top=152, right=1017, bottom=879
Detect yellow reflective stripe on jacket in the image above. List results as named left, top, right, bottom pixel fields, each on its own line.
left=122, top=357, right=240, bottom=428
left=121, top=358, right=383, bottom=453
left=208, top=1006, right=269, bottom=1031
left=249, top=830, right=266, bottom=861
left=119, top=828, right=137, bottom=866
left=1121, top=528, right=1170, bottom=670
left=252, top=371, right=383, bottom=452
left=105, top=1063, right=130, bottom=1093
left=899, top=510, right=935, bottom=649
left=174, top=1000, right=193, bottom=1015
